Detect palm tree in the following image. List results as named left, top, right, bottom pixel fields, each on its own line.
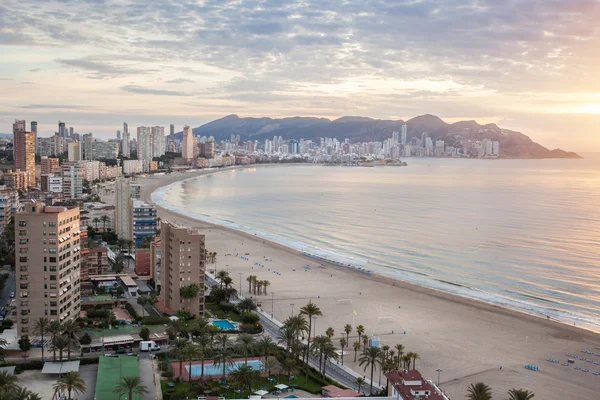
left=113, top=376, right=148, bottom=400
left=356, top=376, right=365, bottom=394
left=262, top=280, right=270, bottom=295
left=238, top=298, right=257, bottom=313
left=194, top=331, right=212, bottom=377
left=126, top=239, right=134, bottom=269
left=32, top=317, right=49, bottom=361
left=281, top=357, right=297, bottom=384
left=52, top=335, right=70, bottom=361
left=92, top=217, right=100, bottom=230
left=356, top=324, right=365, bottom=339
left=361, top=334, right=369, bottom=351
left=62, top=319, right=80, bottom=360
left=507, top=389, right=535, bottom=400
left=394, top=344, right=404, bottom=369
left=48, top=320, right=63, bottom=361
left=217, top=270, right=229, bottom=288
left=466, top=382, right=493, bottom=400
left=229, top=364, right=259, bottom=395
left=401, top=354, right=411, bottom=369
left=181, top=342, right=201, bottom=387
left=179, top=284, right=201, bottom=313
left=214, top=346, right=236, bottom=377
left=410, top=352, right=420, bottom=370
left=353, top=341, right=361, bottom=362
left=300, top=300, right=322, bottom=376
left=0, top=370, right=18, bottom=395
left=321, top=341, right=339, bottom=377
left=169, top=338, right=188, bottom=379
left=344, top=324, right=352, bottom=343
left=100, top=215, right=110, bottom=232
left=278, top=325, right=297, bottom=356
left=311, top=335, right=330, bottom=374
left=339, top=337, right=347, bottom=365
left=246, top=275, right=255, bottom=293
left=235, top=333, right=255, bottom=365
left=256, top=335, right=275, bottom=367
left=53, top=372, right=86, bottom=400
left=325, top=327, right=334, bottom=338
left=265, top=358, right=278, bottom=377
left=359, top=346, right=382, bottom=395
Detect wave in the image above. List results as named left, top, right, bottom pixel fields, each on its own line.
left=152, top=175, right=600, bottom=334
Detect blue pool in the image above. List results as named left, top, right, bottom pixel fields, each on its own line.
left=211, top=319, right=238, bottom=330
left=186, top=359, right=263, bottom=377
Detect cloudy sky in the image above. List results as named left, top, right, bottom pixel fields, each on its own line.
left=1, top=0, right=599, bottom=151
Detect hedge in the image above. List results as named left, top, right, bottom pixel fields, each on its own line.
left=141, top=316, right=171, bottom=325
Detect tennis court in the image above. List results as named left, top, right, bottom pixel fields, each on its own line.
left=95, top=355, right=140, bottom=400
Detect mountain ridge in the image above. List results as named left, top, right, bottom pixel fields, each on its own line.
left=181, top=114, right=581, bottom=159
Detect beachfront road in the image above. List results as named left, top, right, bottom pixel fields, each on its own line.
left=205, top=275, right=381, bottom=394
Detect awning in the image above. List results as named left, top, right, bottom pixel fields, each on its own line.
left=254, top=390, right=268, bottom=396
left=275, top=384, right=289, bottom=390
left=41, top=361, right=80, bottom=374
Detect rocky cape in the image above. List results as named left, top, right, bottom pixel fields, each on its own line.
left=181, top=114, right=581, bottom=159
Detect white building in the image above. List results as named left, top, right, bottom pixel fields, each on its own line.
left=68, top=142, right=82, bottom=162
left=62, top=162, right=83, bottom=199
left=151, top=126, right=165, bottom=158
left=92, top=141, right=119, bottom=160
left=492, top=141, right=500, bottom=156
left=47, top=174, right=63, bottom=193
left=115, top=178, right=141, bottom=241
left=80, top=160, right=101, bottom=182
left=137, top=126, right=152, bottom=161
left=401, top=124, right=407, bottom=145
left=122, top=160, right=143, bottom=175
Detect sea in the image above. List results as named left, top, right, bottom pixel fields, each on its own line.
left=152, top=156, right=600, bottom=333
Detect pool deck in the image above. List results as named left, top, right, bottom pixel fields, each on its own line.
left=170, top=357, right=263, bottom=381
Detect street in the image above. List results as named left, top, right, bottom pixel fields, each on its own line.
left=0, top=271, right=15, bottom=319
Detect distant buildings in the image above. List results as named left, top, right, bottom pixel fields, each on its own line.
left=13, top=120, right=36, bottom=188
left=182, top=125, right=194, bottom=159
left=160, top=221, right=206, bottom=318
left=0, top=190, right=19, bottom=232
left=122, top=122, right=130, bottom=157
left=131, top=199, right=157, bottom=246
left=62, top=162, right=83, bottom=199
left=15, top=203, right=82, bottom=335
left=122, top=160, right=143, bottom=175
left=115, top=178, right=140, bottom=241
left=40, top=156, right=60, bottom=175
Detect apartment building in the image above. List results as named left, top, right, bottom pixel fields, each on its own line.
left=132, top=200, right=157, bottom=246
left=62, top=162, right=83, bottom=199
left=160, top=221, right=206, bottom=318
left=40, top=157, right=60, bottom=175
left=15, top=203, right=82, bottom=335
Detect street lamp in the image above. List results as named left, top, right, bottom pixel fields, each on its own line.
left=271, top=292, right=275, bottom=319
left=312, top=316, right=317, bottom=337
left=290, top=303, right=295, bottom=317
left=436, top=369, right=443, bottom=386
left=238, top=272, right=242, bottom=295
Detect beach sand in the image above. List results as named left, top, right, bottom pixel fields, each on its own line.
left=117, top=168, right=600, bottom=400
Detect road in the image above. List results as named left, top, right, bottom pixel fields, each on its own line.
left=205, top=274, right=381, bottom=394
left=0, top=271, right=15, bottom=319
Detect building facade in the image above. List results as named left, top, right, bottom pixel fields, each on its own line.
left=41, top=157, right=60, bottom=175
left=92, top=142, right=119, bottom=160
left=132, top=200, right=157, bottom=246
left=62, top=162, right=83, bottom=199
left=182, top=126, right=194, bottom=159
left=160, top=221, right=206, bottom=318
left=115, top=178, right=140, bottom=241
left=13, top=124, right=36, bottom=188
left=15, top=203, right=82, bottom=335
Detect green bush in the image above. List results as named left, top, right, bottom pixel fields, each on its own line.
left=219, top=302, right=235, bottom=313
left=239, top=322, right=263, bottom=334
left=141, top=316, right=171, bottom=325
left=125, top=303, right=141, bottom=321
left=1, top=319, right=14, bottom=329
left=241, top=312, right=260, bottom=324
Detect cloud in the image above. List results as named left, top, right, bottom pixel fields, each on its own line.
left=55, top=57, right=154, bottom=79
left=19, top=104, right=90, bottom=109
left=165, top=78, right=195, bottom=84
left=29, top=68, right=42, bottom=72
left=121, top=85, right=192, bottom=96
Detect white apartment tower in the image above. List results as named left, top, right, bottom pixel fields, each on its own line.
left=115, top=178, right=141, bottom=241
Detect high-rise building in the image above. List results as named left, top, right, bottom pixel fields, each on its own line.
left=68, top=142, right=82, bottom=162
left=132, top=200, right=157, bottom=246
left=116, top=130, right=121, bottom=141
left=62, top=162, right=83, bottom=199
left=30, top=121, right=38, bottom=154
left=13, top=120, right=36, bottom=188
left=115, top=178, right=140, bottom=241
left=169, top=124, right=175, bottom=137
left=80, top=161, right=101, bottom=182
left=58, top=121, right=66, bottom=137
left=401, top=124, right=407, bottom=145
left=150, top=236, right=161, bottom=291
left=160, top=221, right=206, bottom=318
left=182, top=126, right=194, bottom=159
left=121, top=122, right=130, bottom=157
left=40, top=156, right=60, bottom=175
left=0, top=189, right=19, bottom=232
left=137, top=126, right=152, bottom=161
left=151, top=126, right=165, bottom=158
left=69, top=127, right=74, bottom=138
left=82, top=133, right=94, bottom=160
left=15, top=203, right=82, bottom=335
left=91, top=142, right=118, bottom=160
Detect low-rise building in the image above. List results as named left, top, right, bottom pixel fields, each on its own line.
left=135, top=249, right=151, bottom=276
left=40, top=156, right=60, bottom=175
left=122, top=160, right=143, bottom=175
left=80, top=160, right=101, bottom=182
left=83, top=247, right=109, bottom=278
left=4, top=170, right=27, bottom=191
left=0, top=189, right=19, bottom=232
left=41, top=174, right=63, bottom=193
left=386, top=370, right=447, bottom=400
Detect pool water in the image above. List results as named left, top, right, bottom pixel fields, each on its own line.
left=186, top=359, right=263, bottom=377
left=212, top=319, right=237, bottom=330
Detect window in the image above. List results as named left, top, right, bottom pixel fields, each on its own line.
left=18, top=221, right=27, bottom=227
left=50, top=275, right=56, bottom=281
left=50, top=310, right=57, bottom=315
left=19, top=257, right=28, bottom=263
left=49, top=222, right=56, bottom=227
left=19, top=230, right=27, bottom=236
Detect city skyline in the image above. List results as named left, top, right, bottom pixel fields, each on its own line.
left=1, top=0, right=599, bottom=152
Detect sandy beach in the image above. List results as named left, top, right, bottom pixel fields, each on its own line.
left=124, top=167, right=600, bottom=400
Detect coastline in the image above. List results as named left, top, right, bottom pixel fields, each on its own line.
left=133, top=166, right=600, bottom=400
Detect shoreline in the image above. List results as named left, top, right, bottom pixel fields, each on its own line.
left=132, top=166, right=600, bottom=399
left=147, top=165, right=599, bottom=336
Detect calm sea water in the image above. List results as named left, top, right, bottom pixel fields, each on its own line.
left=153, top=156, right=600, bottom=332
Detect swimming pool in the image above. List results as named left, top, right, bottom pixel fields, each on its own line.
left=211, top=319, right=238, bottom=330
left=186, top=359, right=263, bottom=377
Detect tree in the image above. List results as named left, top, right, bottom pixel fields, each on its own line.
left=62, top=319, right=80, bottom=360
left=92, top=217, right=100, bottom=230
left=246, top=275, right=255, bottom=293
left=466, top=382, right=493, bottom=400
left=139, top=326, right=150, bottom=341
left=217, top=270, right=229, bottom=289
left=214, top=345, right=236, bottom=377
left=238, top=298, right=257, bottom=313
left=353, top=341, right=361, bottom=362
left=325, top=327, right=334, bottom=339
left=113, top=376, right=148, bottom=400
left=79, top=333, right=92, bottom=346
left=169, top=338, right=189, bottom=380
left=52, top=335, right=70, bottom=361
left=137, top=294, right=158, bottom=317
left=235, top=333, right=255, bottom=365
left=394, top=344, right=404, bottom=369
left=344, top=324, right=352, bottom=344
left=356, top=376, right=365, bottom=393
left=339, top=337, right=347, bottom=365
left=256, top=335, right=275, bottom=367
left=179, top=284, right=201, bottom=313
left=321, top=340, right=339, bottom=377
left=359, top=346, right=382, bottom=395
left=100, top=215, right=110, bottom=232
left=181, top=342, right=201, bottom=387
left=229, top=364, right=259, bottom=395
left=194, top=331, right=212, bottom=377
left=0, top=370, right=18, bottom=396
left=507, top=389, right=535, bottom=400
left=262, top=280, right=270, bottom=295
left=126, top=239, right=134, bottom=269
left=18, top=335, right=32, bottom=361
left=0, top=338, right=5, bottom=363
left=281, top=357, right=297, bottom=384
left=48, top=320, right=63, bottom=361
left=356, top=324, right=365, bottom=339
left=362, top=334, right=369, bottom=351
left=53, top=372, right=86, bottom=400
left=32, top=317, right=50, bottom=361
left=300, top=301, right=322, bottom=380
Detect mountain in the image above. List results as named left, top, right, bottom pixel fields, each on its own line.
left=180, top=114, right=581, bottom=159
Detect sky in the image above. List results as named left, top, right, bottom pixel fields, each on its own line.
left=1, top=0, right=599, bottom=151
